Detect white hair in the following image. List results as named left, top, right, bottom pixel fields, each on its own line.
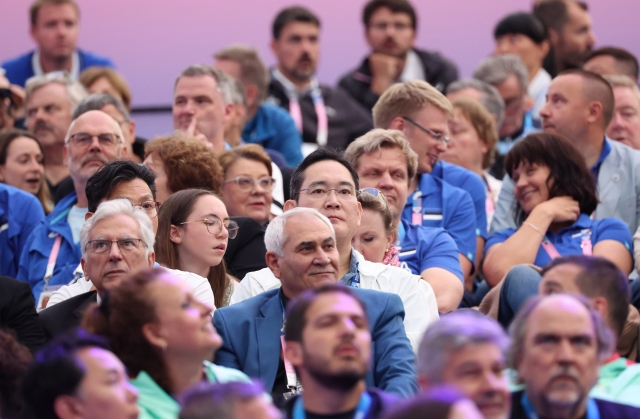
left=64, top=110, right=125, bottom=145
left=264, top=207, right=335, bottom=257
left=80, top=198, right=155, bottom=258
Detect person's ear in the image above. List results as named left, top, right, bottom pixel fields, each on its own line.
left=356, top=201, right=363, bottom=227
left=169, top=224, right=182, bottom=244
left=128, top=120, right=137, bottom=141
left=0, top=165, right=5, bottom=182
left=388, top=116, right=406, bottom=131
left=80, top=257, right=87, bottom=278
left=591, top=296, right=609, bottom=322
left=147, top=250, right=156, bottom=267
left=548, top=28, right=560, bottom=46
left=283, top=200, right=297, bottom=211
left=54, top=394, right=83, bottom=419
left=84, top=211, right=93, bottom=221
left=266, top=251, right=282, bottom=278
left=417, top=374, right=433, bottom=392
left=587, top=101, right=604, bottom=124
left=141, top=322, right=167, bottom=350
left=540, top=40, right=550, bottom=59
left=284, top=340, right=304, bottom=368
left=62, top=143, right=69, bottom=163
left=244, top=84, right=259, bottom=109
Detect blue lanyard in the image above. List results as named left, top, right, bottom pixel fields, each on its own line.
left=521, top=393, right=599, bottom=419
left=292, top=392, right=372, bottom=419
left=397, top=221, right=406, bottom=244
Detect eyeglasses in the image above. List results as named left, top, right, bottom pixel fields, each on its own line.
left=180, top=216, right=239, bottom=239
left=134, top=201, right=161, bottom=218
left=402, top=116, right=451, bottom=146
left=370, top=22, right=412, bottom=32
left=224, top=175, right=275, bottom=191
left=67, top=133, right=122, bottom=149
left=299, top=185, right=357, bottom=200
left=85, top=238, right=146, bottom=254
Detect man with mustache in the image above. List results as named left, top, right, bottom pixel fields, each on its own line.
left=17, top=109, right=126, bottom=306
left=282, top=283, right=400, bottom=418
left=418, top=311, right=511, bottom=419
left=214, top=208, right=417, bottom=406
left=24, top=71, right=87, bottom=202
left=339, top=0, right=458, bottom=112
left=267, top=6, right=373, bottom=153
left=508, top=294, right=640, bottom=418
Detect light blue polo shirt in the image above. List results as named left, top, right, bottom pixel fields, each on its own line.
left=397, top=220, right=464, bottom=283
left=401, top=173, right=477, bottom=266
left=486, top=214, right=633, bottom=267
left=431, top=161, right=488, bottom=240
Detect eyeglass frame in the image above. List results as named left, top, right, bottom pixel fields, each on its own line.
left=299, top=183, right=359, bottom=200
left=65, top=132, right=124, bottom=148
left=134, top=200, right=161, bottom=218
left=180, top=216, right=239, bottom=239
left=85, top=238, right=147, bottom=254
left=402, top=116, right=451, bottom=146
left=223, top=175, right=276, bottom=191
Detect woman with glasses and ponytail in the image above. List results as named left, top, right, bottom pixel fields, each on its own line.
left=156, top=189, right=239, bottom=308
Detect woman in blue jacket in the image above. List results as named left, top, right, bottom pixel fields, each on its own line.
left=483, top=132, right=633, bottom=287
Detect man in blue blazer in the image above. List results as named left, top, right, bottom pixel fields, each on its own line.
left=213, top=208, right=418, bottom=403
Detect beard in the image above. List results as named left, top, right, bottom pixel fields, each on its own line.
left=302, top=342, right=369, bottom=391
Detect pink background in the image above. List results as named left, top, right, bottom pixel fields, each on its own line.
left=2, top=0, right=639, bottom=136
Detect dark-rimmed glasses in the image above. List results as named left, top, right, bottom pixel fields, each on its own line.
left=402, top=116, right=451, bottom=146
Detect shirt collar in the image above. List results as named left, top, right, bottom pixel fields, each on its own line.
left=590, top=138, right=612, bottom=179
left=339, top=249, right=359, bottom=285
left=32, top=50, right=80, bottom=80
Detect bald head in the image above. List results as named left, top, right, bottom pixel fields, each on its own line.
left=66, top=110, right=124, bottom=144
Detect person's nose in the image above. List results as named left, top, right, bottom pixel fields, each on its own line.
left=556, top=339, right=577, bottom=364
left=197, top=299, right=214, bottom=317
left=539, top=101, right=551, bottom=120
left=108, top=241, right=124, bottom=261
left=588, top=31, right=597, bottom=48
left=125, top=381, right=139, bottom=403
left=87, top=135, right=103, bottom=152
left=323, top=189, right=341, bottom=209
left=378, top=171, right=394, bottom=190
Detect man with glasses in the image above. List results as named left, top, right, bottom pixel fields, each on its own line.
left=18, top=109, right=126, bottom=306
left=39, top=199, right=154, bottom=340
left=232, top=148, right=439, bottom=350
left=339, top=0, right=458, bottom=111
left=24, top=71, right=87, bottom=201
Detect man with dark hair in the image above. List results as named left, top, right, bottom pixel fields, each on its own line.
left=533, top=0, right=597, bottom=77
left=21, top=328, right=139, bottom=419
left=508, top=294, right=640, bottom=417
left=491, top=69, right=640, bottom=238
left=179, top=381, right=280, bottom=419
left=267, top=6, right=372, bottom=153
left=584, top=47, right=640, bottom=82
left=339, top=0, right=458, bottom=111
left=214, top=208, right=418, bottom=404
left=282, top=283, right=399, bottom=418
left=1, top=0, right=115, bottom=87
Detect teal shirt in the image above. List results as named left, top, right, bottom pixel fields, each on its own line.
left=131, top=361, right=251, bottom=419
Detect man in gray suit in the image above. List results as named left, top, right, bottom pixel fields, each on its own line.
left=491, top=69, right=640, bottom=238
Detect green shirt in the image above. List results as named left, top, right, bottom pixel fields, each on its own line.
left=131, top=361, right=251, bottom=419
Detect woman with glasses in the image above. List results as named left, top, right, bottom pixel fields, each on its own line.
left=0, top=128, right=53, bottom=213
left=156, top=189, right=239, bottom=308
left=218, top=144, right=275, bottom=228
left=353, top=189, right=399, bottom=265
left=82, top=268, right=250, bottom=419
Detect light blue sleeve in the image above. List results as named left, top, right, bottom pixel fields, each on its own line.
left=490, top=174, right=518, bottom=234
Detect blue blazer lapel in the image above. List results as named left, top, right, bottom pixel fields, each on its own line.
left=256, top=292, right=283, bottom=390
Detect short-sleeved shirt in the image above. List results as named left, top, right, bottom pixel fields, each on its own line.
left=401, top=173, right=477, bottom=265
left=431, top=161, right=488, bottom=239
left=397, top=220, right=464, bottom=283
left=486, top=214, right=633, bottom=267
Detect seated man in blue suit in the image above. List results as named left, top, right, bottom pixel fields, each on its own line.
left=213, top=207, right=417, bottom=405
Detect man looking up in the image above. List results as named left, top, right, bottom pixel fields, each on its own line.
left=491, top=70, right=640, bottom=236
left=24, top=72, right=87, bottom=201
left=18, top=109, right=126, bottom=304
left=283, top=283, right=400, bottom=418
left=339, top=0, right=458, bottom=111
left=267, top=7, right=373, bottom=153
left=232, top=148, right=439, bottom=343
left=214, top=208, right=418, bottom=402
left=1, top=0, right=115, bottom=87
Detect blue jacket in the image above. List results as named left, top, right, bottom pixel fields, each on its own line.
left=242, top=103, right=304, bottom=167
left=17, top=192, right=82, bottom=301
left=2, top=49, right=115, bottom=87
left=0, top=184, right=45, bottom=278
left=213, top=288, right=418, bottom=398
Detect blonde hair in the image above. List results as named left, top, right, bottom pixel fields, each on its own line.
left=372, top=80, right=453, bottom=129
left=451, top=98, right=498, bottom=170
left=344, top=129, right=418, bottom=185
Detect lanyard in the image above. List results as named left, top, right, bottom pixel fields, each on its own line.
left=540, top=229, right=593, bottom=260
left=521, top=393, right=599, bottom=419
left=411, top=190, right=422, bottom=225
left=43, top=235, right=63, bottom=285
left=280, top=298, right=299, bottom=391
left=272, top=69, right=328, bottom=146
left=292, top=392, right=372, bottom=419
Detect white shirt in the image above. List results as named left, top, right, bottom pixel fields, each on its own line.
left=528, top=68, right=552, bottom=122
left=231, top=249, right=439, bottom=352
left=399, top=50, right=426, bottom=83
left=46, top=267, right=216, bottom=312
left=67, top=205, right=88, bottom=244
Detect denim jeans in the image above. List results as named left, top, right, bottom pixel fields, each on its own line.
left=498, top=265, right=542, bottom=328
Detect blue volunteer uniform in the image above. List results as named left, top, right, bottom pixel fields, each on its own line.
left=486, top=214, right=632, bottom=267
left=0, top=184, right=45, bottom=278
left=397, top=220, right=464, bottom=283
left=402, top=173, right=477, bottom=267
left=431, top=161, right=487, bottom=240
left=17, top=192, right=82, bottom=302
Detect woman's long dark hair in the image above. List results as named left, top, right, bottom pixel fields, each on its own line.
left=504, top=132, right=599, bottom=224
left=155, top=189, right=229, bottom=307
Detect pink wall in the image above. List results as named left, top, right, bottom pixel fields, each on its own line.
left=2, top=0, right=639, bottom=109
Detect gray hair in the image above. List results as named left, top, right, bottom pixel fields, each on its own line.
left=265, top=207, right=335, bottom=257
left=473, top=54, right=529, bottom=97
left=448, top=78, right=506, bottom=129
left=72, top=93, right=131, bottom=122
left=25, top=72, right=88, bottom=113
left=174, top=64, right=233, bottom=104
left=417, top=310, right=510, bottom=382
left=604, top=74, right=640, bottom=105
left=80, top=198, right=155, bottom=258
left=508, top=294, right=615, bottom=370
